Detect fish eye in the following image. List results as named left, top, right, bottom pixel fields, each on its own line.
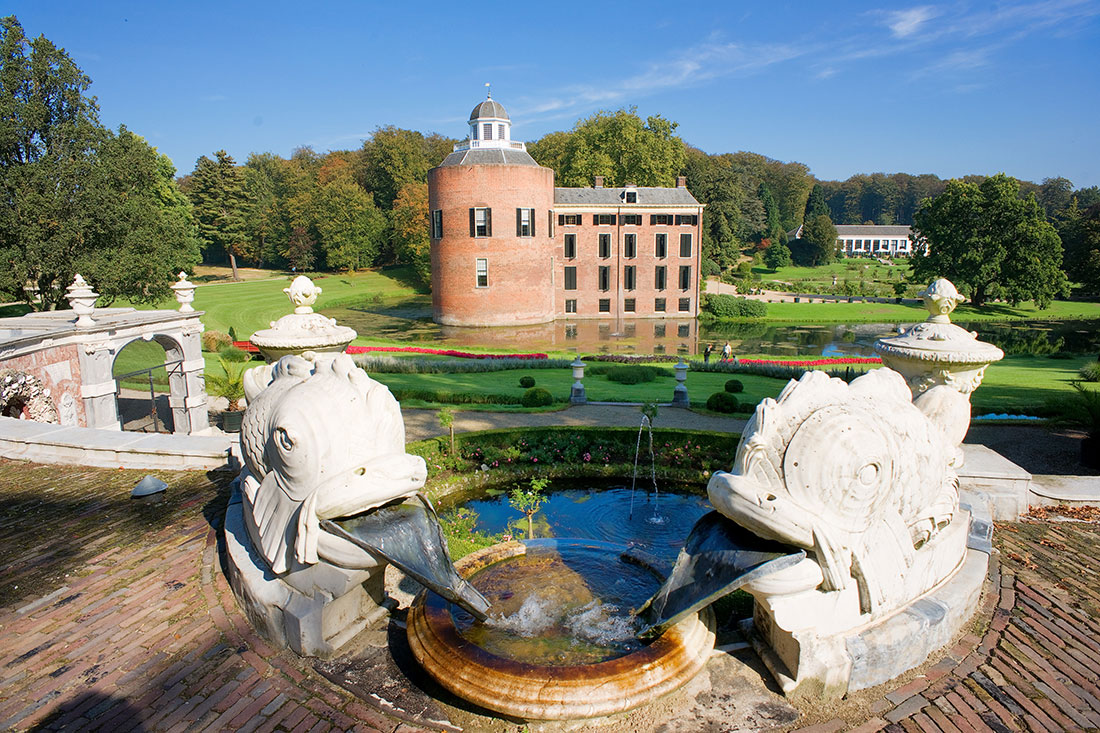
left=275, top=428, right=294, bottom=451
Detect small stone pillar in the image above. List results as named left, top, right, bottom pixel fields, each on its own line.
left=672, top=359, right=689, bottom=407
left=874, top=279, right=1004, bottom=465
left=171, top=272, right=196, bottom=313
left=570, top=357, right=586, bottom=404
left=66, top=275, right=98, bottom=328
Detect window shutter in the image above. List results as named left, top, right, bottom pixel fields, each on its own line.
left=610, top=215, right=617, bottom=225
left=485, top=208, right=491, bottom=237
left=558, top=214, right=564, bottom=225
left=517, top=208, right=522, bottom=236
left=531, top=209, right=536, bottom=237
left=469, top=208, right=475, bottom=237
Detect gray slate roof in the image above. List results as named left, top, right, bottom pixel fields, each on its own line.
left=835, top=225, right=912, bottom=236
left=437, top=148, right=539, bottom=167
left=553, top=187, right=700, bottom=206
left=469, top=99, right=509, bottom=121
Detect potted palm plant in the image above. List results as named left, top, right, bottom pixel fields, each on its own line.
left=206, top=356, right=248, bottom=433
left=1050, top=381, right=1100, bottom=470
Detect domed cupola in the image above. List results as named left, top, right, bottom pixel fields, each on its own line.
left=464, top=88, right=518, bottom=149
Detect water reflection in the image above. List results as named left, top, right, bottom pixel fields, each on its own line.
left=322, top=299, right=1099, bottom=357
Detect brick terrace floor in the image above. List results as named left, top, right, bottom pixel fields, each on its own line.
left=0, top=459, right=1098, bottom=732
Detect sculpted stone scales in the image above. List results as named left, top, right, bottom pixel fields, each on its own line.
left=224, top=353, right=427, bottom=656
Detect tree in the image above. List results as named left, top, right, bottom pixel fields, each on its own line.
left=282, top=226, right=316, bottom=272
left=757, top=183, right=785, bottom=244
left=311, top=167, right=385, bottom=271
left=1059, top=202, right=1100, bottom=295
left=792, top=214, right=838, bottom=266
left=390, top=182, right=430, bottom=285
left=763, top=241, right=792, bottom=269
left=437, top=408, right=455, bottom=454
left=910, top=174, right=1068, bottom=308
left=509, top=477, right=548, bottom=540
left=528, top=108, right=685, bottom=187
left=804, top=184, right=830, bottom=222
left=0, top=16, right=199, bottom=309
left=188, top=150, right=251, bottom=280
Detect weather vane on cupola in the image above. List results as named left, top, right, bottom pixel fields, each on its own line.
left=485, top=82, right=491, bottom=99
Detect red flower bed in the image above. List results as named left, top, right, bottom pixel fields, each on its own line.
left=230, top=342, right=547, bottom=360
left=734, top=357, right=882, bottom=367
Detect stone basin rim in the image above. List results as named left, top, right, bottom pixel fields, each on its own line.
left=406, top=537, right=716, bottom=721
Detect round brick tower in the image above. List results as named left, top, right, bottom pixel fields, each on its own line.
left=429, top=95, right=556, bottom=326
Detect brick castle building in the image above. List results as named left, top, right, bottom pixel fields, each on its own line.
left=428, top=95, right=703, bottom=328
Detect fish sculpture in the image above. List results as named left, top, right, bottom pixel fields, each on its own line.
left=707, top=368, right=958, bottom=615
left=238, top=353, right=427, bottom=575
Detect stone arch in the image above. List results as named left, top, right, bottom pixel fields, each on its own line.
left=112, top=334, right=185, bottom=433
left=0, top=369, right=59, bottom=423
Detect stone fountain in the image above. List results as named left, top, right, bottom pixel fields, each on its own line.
left=248, top=275, right=357, bottom=362
left=224, top=277, right=997, bottom=722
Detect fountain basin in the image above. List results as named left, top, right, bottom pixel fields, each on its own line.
left=407, top=539, right=716, bottom=721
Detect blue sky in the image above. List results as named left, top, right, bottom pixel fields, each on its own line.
left=9, top=1, right=1100, bottom=187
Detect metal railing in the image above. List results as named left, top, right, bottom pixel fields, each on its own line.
left=114, top=359, right=184, bottom=433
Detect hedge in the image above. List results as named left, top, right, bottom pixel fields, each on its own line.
left=702, top=293, right=768, bottom=319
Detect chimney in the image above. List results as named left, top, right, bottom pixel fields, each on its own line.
left=594, top=176, right=604, bottom=188
left=676, top=176, right=687, bottom=188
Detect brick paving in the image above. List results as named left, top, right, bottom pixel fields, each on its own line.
left=0, top=457, right=1098, bottom=732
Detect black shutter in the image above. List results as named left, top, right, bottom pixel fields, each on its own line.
left=469, top=208, right=475, bottom=237
left=593, top=214, right=599, bottom=225
left=485, top=208, right=491, bottom=237
left=516, top=208, right=522, bottom=236
left=610, top=215, right=616, bottom=225
left=558, top=214, right=564, bottom=225
left=531, top=209, right=536, bottom=237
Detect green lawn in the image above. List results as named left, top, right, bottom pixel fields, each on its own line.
left=970, top=355, right=1096, bottom=415
left=740, top=299, right=1100, bottom=324
left=369, top=368, right=779, bottom=408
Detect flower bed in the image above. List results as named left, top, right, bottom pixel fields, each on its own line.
left=736, top=357, right=882, bottom=367
left=231, top=342, right=547, bottom=360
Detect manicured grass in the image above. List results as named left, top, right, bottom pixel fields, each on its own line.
left=369, top=367, right=781, bottom=408
left=754, top=258, right=911, bottom=287
left=971, top=355, right=1096, bottom=415
left=740, top=299, right=1100, bottom=324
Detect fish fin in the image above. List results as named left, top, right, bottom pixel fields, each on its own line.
left=296, top=491, right=320, bottom=566
left=812, top=526, right=849, bottom=592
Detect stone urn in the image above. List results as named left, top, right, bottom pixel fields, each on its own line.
left=873, top=278, right=1004, bottom=464
left=249, top=276, right=357, bottom=362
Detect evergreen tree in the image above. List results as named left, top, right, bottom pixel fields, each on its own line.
left=188, top=150, right=251, bottom=279
left=804, top=184, right=830, bottom=222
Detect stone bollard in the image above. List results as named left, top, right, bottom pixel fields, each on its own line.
left=570, top=357, right=586, bottom=404
left=672, top=359, right=689, bottom=407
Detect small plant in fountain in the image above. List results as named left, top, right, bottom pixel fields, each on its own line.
left=641, top=401, right=659, bottom=425
left=510, top=477, right=549, bottom=539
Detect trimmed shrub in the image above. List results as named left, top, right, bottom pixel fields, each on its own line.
left=724, top=379, right=744, bottom=393
left=606, top=366, right=658, bottom=384
left=218, top=345, right=252, bottom=363
left=519, top=375, right=536, bottom=388
left=521, top=387, right=554, bottom=407
left=702, top=293, right=767, bottom=319
left=202, top=330, right=232, bottom=352
left=1080, top=362, right=1100, bottom=382
left=706, top=391, right=739, bottom=413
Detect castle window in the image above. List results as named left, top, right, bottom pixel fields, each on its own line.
left=679, top=265, right=691, bottom=290
left=564, top=266, right=577, bottom=290
left=476, top=258, right=488, bottom=288
left=624, top=233, right=636, bottom=258
left=655, top=233, right=667, bottom=258
left=498, top=123, right=505, bottom=139
left=654, top=298, right=666, bottom=313
left=599, top=233, right=611, bottom=258
left=598, top=266, right=610, bottom=291
left=598, top=299, right=611, bottom=313
left=548, top=211, right=554, bottom=237
left=651, top=214, right=673, bottom=225
left=482, top=123, right=493, bottom=140
left=678, top=297, right=691, bottom=312
left=516, top=208, right=535, bottom=237
left=621, top=214, right=642, bottom=225
left=565, top=299, right=577, bottom=313
left=624, top=298, right=636, bottom=312
left=594, top=214, right=616, bottom=226
left=675, top=214, right=697, bottom=225
left=680, top=233, right=692, bottom=257
left=558, top=214, right=581, bottom=226
left=470, top=207, right=492, bottom=237
left=625, top=191, right=637, bottom=203
left=624, top=265, right=636, bottom=291
left=564, top=234, right=576, bottom=259
left=431, top=210, right=443, bottom=239
left=655, top=265, right=666, bottom=291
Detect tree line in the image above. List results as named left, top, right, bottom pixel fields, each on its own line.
left=2, top=14, right=1098, bottom=311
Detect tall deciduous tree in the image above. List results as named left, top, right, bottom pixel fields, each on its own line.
left=911, top=174, right=1068, bottom=308
left=390, top=182, right=430, bottom=285
left=0, top=16, right=198, bottom=309
left=312, top=167, right=385, bottom=271
left=1059, top=201, right=1100, bottom=296
left=187, top=150, right=251, bottom=280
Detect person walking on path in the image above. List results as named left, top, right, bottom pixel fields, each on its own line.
left=722, top=342, right=732, bottom=361
left=704, top=344, right=713, bottom=364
